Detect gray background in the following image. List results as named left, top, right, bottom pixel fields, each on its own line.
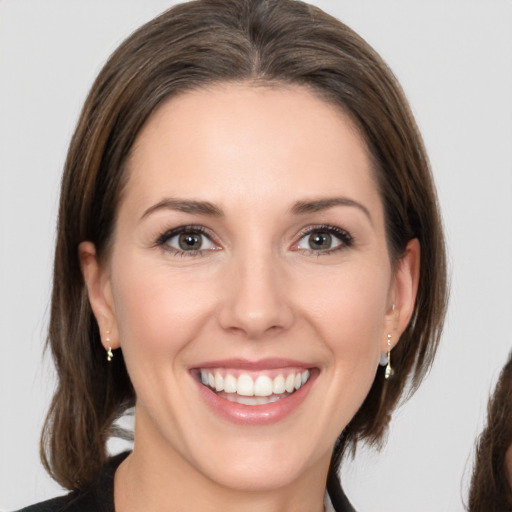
left=1, top=1, right=511, bottom=510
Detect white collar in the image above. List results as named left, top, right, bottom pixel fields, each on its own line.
left=324, top=491, right=336, bottom=512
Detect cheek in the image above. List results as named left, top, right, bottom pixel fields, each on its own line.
left=322, top=299, right=385, bottom=397
left=299, top=261, right=390, bottom=417
left=288, top=265, right=390, bottom=439
left=111, top=260, right=216, bottom=359
left=303, top=265, right=389, bottom=355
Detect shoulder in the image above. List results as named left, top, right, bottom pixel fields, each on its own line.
left=14, top=491, right=96, bottom=512
left=16, top=451, right=130, bottom=512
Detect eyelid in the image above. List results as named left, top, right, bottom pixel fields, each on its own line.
left=153, top=223, right=353, bottom=256
left=155, top=225, right=220, bottom=255
left=292, top=224, right=354, bottom=253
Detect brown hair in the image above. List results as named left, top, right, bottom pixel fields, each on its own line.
left=468, top=354, right=512, bottom=511
left=41, top=0, right=448, bottom=490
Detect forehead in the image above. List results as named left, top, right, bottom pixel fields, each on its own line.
left=124, top=83, right=381, bottom=217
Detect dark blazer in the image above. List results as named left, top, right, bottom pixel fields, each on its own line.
left=19, top=452, right=356, bottom=512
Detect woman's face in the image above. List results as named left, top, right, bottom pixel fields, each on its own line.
left=82, top=84, right=418, bottom=492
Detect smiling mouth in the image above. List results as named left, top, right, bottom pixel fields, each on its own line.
left=197, top=368, right=311, bottom=406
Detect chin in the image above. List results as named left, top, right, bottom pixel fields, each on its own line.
left=183, top=434, right=329, bottom=493
left=204, top=456, right=315, bottom=493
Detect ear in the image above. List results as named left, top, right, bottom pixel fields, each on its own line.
left=383, top=238, right=420, bottom=351
left=79, top=241, right=120, bottom=350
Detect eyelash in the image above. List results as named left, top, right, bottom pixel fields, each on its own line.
left=154, top=224, right=354, bottom=257
left=294, top=224, right=354, bottom=255
left=155, top=225, right=216, bottom=257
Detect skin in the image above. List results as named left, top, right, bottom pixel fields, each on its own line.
left=80, top=84, right=419, bottom=512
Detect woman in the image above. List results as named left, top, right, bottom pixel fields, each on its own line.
left=469, top=352, right=512, bottom=511
left=21, top=0, right=447, bottom=510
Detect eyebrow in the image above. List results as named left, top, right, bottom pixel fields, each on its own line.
left=291, top=197, right=373, bottom=224
left=140, top=196, right=372, bottom=224
left=140, top=198, right=224, bottom=221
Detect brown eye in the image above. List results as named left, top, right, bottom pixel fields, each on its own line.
left=162, top=228, right=216, bottom=254
left=178, top=233, right=203, bottom=250
left=308, top=232, right=332, bottom=250
left=295, top=226, right=352, bottom=253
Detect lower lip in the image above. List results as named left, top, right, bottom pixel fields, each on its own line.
left=194, top=372, right=317, bottom=425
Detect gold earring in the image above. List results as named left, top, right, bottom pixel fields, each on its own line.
left=385, top=333, right=393, bottom=379
left=106, top=331, right=113, bottom=362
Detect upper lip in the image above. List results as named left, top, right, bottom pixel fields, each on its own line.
left=191, top=358, right=313, bottom=371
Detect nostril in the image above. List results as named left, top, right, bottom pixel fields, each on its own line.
left=223, top=323, right=286, bottom=340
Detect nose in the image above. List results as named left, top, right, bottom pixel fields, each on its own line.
left=218, top=250, right=295, bottom=340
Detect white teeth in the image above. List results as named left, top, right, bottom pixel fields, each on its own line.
left=225, top=394, right=284, bottom=405
left=237, top=374, right=254, bottom=396
left=223, top=374, right=237, bottom=393
left=285, top=373, right=295, bottom=393
left=214, top=372, right=224, bottom=392
left=273, top=374, right=285, bottom=394
left=232, top=395, right=255, bottom=405
left=199, top=368, right=311, bottom=400
left=254, top=375, right=273, bottom=397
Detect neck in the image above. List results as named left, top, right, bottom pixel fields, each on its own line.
left=114, top=408, right=330, bottom=512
